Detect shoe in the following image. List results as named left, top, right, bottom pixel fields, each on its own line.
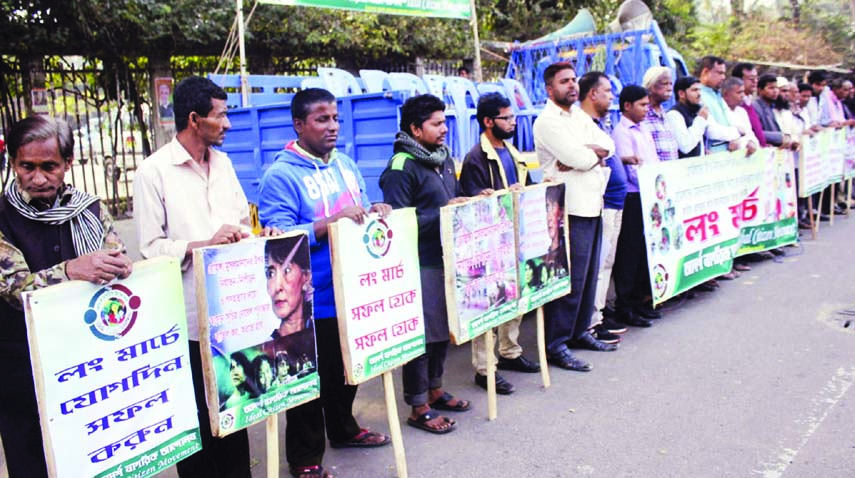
left=798, top=220, right=812, bottom=230
left=601, top=317, right=628, bottom=334
left=769, top=248, right=785, bottom=257
left=547, top=349, right=593, bottom=372
left=719, top=271, right=739, bottom=280
left=615, top=308, right=653, bottom=328
left=590, top=324, right=622, bottom=344
left=820, top=214, right=830, bottom=222
left=695, top=282, right=717, bottom=292
left=474, top=373, right=515, bottom=395
left=602, top=306, right=617, bottom=318
left=635, top=305, right=663, bottom=320
left=733, top=262, right=752, bottom=272
left=497, top=354, right=540, bottom=373
left=834, top=205, right=848, bottom=215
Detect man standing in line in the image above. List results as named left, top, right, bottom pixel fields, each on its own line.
left=258, top=88, right=391, bottom=477
left=721, top=77, right=760, bottom=154
left=460, top=92, right=540, bottom=395
left=574, top=71, right=630, bottom=339
left=0, top=116, right=133, bottom=478
left=611, top=85, right=659, bottom=328
left=533, top=62, right=618, bottom=373
left=754, top=74, right=794, bottom=149
left=665, top=76, right=711, bottom=158
left=697, top=56, right=742, bottom=154
left=731, top=62, right=768, bottom=148
left=380, top=94, right=473, bottom=433
left=640, top=66, right=679, bottom=164
left=135, top=76, right=259, bottom=478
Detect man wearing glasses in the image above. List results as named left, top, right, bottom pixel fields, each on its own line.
left=460, top=92, right=538, bottom=395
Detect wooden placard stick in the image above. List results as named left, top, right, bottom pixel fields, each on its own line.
left=536, top=307, right=551, bottom=389
left=848, top=179, right=853, bottom=216
left=266, top=416, right=278, bottom=478
left=814, top=189, right=824, bottom=237
left=485, top=328, right=498, bottom=421
left=383, top=371, right=408, bottom=478
left=830, top=183, right=836, bottom=226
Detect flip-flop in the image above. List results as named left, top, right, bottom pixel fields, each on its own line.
left=429, top=391, right=471, bottom=412
left=289, top=465, right=333, bottom=478
left=406, top=410, right=456, bottom=434
left=329, top=428, right=391, bottom=448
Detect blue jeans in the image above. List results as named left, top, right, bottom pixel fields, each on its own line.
left=544, top=215, right=603, bottom=353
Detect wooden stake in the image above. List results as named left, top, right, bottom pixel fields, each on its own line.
left=814, top=190, right=824, bottom=238
left=485, top=328, right=497, bottom=421
left=830, top=183, right=836, bottom=226
left=848, top=179, right=853, bottom=216
left=266, top=416, right=278, bottom=478
left=536, top=307, right=551, bottom=389
left=383, top=372, right=408, bottom=478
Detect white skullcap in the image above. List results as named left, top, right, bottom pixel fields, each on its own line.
left=642, top=66, right=672, bottom=89
left=776, top=77, right=790, bottom=88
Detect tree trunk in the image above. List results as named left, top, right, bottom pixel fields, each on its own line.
left=790, top=0, right=800, bottom=25
left=149, top=54, right=174, bottom=152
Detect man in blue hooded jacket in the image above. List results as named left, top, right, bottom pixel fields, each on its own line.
left=258, top=88, right=391, bottom=478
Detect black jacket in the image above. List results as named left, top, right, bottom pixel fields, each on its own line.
left=459, top=134, right=531, bottom=196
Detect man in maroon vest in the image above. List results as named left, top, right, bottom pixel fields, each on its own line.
left=0, top=116, right=133, bottom=478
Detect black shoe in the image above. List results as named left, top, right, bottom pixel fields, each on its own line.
left=601, top=317, right=628, bottom=334
left=615, top=308, right=653, bottom=327
left=601, top=306, right=617, bottom=319
left=834, top=205, right=848, bottom=215
left=798, top=220, right=812, bottom=230
left=474, top=372, right=515, bottom=395
left=497, top=354, right=540, bottom=373
left=820, top=214, right=830, bottom=222
left=546, top=349, right=593, bottom=372
left=570, top=331, right=619, bottom=351
left=590, top=324, right=621, bottom=344
left=769, top=247, right=785, bottom=256
left=635, top=305, right=663, bottom=320
left=695, top=282, right=717, bottom=292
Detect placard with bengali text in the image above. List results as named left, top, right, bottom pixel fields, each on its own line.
left=329, top=208, right=425, bottom=385
left=24, top=257, right=201, bottom=478
left=194, top=232, right=319, bottom=437
left=440, top=192, right=519, bottom=344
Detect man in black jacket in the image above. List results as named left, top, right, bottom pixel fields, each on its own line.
left=459, top=93, right=539, bottom=395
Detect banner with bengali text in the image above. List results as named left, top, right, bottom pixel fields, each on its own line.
left=798, top=127, right=855, bottom=197
left=639, top=148, right=798, bottom=305
left=330, top=208, right=425, bottom=385
left=259, top=0, right=471, bottom=19
left=441, top=192, right=519, bottom=344
left=514, top=183, right=571, bottom=314
left=24, top=257, right=201, bottom=478
left=194, top=232, right=319, bottom=436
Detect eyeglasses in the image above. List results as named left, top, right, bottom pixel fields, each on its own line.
left=492, top=115, right=516, bottom=122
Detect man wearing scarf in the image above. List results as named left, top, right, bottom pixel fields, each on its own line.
left=0, top=116, right=133, bottom=478
left=380, top=94, right=472, bottom=435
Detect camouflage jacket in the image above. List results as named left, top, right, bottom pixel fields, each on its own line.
left=0, top=192, right=125, bottom=311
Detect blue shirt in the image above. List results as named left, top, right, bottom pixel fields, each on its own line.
left=495, top=147, right=518, bottom=186
left=596, top=118, right=626, bottom=209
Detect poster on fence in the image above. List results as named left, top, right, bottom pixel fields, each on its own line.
left=329, top=208, right=425, bottom=385
left=514, top=183, right=571, bottom=314
left=194, top=232, right=319, bottom=437
left=24, top=257, right=200, bottom=478
left=734, top=148, right=799, bottom=255
left=440, top=192, right=519, bottom=344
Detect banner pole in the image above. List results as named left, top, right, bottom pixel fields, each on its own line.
left=469, top=0, right=483, bottom=82
left=814, top=189, right=824, bottom=237
left=236, top=0, right=250, bottom=106
left=536, top=308, right=551, bottom=389
left=830, top=183, right=836, bottom=226
left=383, top=371, right=408, bottom=478
left=485, top=328, right=497, bottom=420
left=807, top=194, right=817, bottom=240
left=266, top=416, right=278, bottom=478
left=848, top=179, right=853, bottom=216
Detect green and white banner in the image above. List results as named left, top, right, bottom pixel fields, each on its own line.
left=799, top=127, right=855, bottom=196
left=260, top=0, right=471, bottom=19
left=638, top=148, right=798, bottom=305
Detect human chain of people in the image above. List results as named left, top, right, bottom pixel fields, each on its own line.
left=3, top=45, right=855, bottom=478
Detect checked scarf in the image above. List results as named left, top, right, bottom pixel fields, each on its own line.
left=6, top=180, right=104, bottom=256
left=393, top=131, right=451, bottom=168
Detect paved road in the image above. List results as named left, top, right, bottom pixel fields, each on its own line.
left=2, top=218, right=853, bottom=478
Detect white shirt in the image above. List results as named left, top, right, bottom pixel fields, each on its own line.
left=133, top=138, right=250, bottom=340
left=725, top=106, right=759, bottom=150
left=664, top=109, right=708, bottom=156
left=533, top=100, right=614, bottom=217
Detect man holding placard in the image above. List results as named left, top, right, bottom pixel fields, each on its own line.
left=380, top=94, right=473, bottom=433
left=533, top=62, right=617, bottom=372
left=460, top=92, right=538, bottom=395
left=134, top=76, right=259, bottom=478
left=0, top=116, right=133, bottom=478
left=258, top=88, right=391, bottom=478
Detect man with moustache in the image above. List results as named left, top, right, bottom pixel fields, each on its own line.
left=258, top=88, right=391, bottom=477
left=641, top=66, right=679, bottom=163
left=460, top=92, right=539, bottom=395
left=665, top=76, right=711, bottom=158
left=731, top=62, right=768, bottom=147
left=534, top=62, right=617, bottom=373
left=697, top=56, right=741, bottom=153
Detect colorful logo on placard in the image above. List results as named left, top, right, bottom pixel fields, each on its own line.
left=83, top=284, right=141, bottom=341
left=220, top=412, right=235, bottom=430
left=363, top=219, right=393, bottom=259
left=652, top=264, right=669, bottom=299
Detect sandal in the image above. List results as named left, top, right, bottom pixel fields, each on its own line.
left=329, top=428, right=391, bottom=448
left=290, top=465, right=333, bottom=478
left=429, top=391, right=471, bottom=412
left=406, top=410, right=456, bottom=434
